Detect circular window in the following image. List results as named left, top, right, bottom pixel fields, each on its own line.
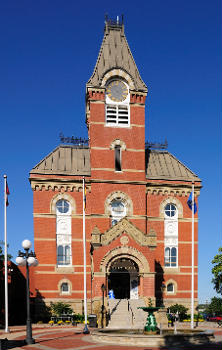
left=164, top=203, right=177, bottom=217
left=56, top=200, right=70, bottom=214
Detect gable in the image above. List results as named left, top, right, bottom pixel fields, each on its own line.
left=91, top=218, right=157, bottom=248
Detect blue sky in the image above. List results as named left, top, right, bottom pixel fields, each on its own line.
left=0, top=1, right=221, bottom=304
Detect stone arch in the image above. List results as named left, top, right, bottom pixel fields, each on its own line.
left=110, top=139, right=126, bottom=151
left=51, top=193, right=76, bottom=215
left=100, top=246, right=150, bottom=275
left=159, top=197, right=183, bottom=218
left=105, top=191, right=133, bottom=216
left=101, top=69, right=135, bottom=90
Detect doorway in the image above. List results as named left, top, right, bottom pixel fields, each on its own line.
left=108, top=258, right=139, bottom=299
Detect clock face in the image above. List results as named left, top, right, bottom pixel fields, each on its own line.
left=106, top=80, right=128, bottom=102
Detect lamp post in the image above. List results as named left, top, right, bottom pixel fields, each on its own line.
left=16, top=239, right=38, bottom=345
left=101, top=283, right=106, bottom=328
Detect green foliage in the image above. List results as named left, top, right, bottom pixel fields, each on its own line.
left=205, top=297, right=222, bottom=316
left=212, top=247, right=222, bottom=295
left=50, top=302, right=73, bottom=316
left=72, top=313, right=85, bottom=323
left=169, top=304, right=188, bottom=321
left=0, top=242, right=12, bottom=260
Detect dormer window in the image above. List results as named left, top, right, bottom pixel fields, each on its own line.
left=106, top=80, right=130, bottom=127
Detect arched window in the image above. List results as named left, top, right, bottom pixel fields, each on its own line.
left=164, top=247, right=177, bottom=267
left=167, top=283, right=174, bottom=293
left=111, top=200, right=126, bottom=226
left=61, top=282, right=69, bottom=294
left=164, top=203, right=178, bottom=268
left=56, top=199, right=72, bottom=266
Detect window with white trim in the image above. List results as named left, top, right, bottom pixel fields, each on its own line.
left=164, top=247, right=177, bottom=267
left=56, top=199, right=72, bottom=266
left=164, top=203, right=178, bottom=267
left=61, top=282, right=70, bottom=294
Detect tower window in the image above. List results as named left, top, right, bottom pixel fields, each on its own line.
left=115, top=145, right=121, bottom=171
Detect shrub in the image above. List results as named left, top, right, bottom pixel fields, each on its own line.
left=49, top=302, right=73, bottom=317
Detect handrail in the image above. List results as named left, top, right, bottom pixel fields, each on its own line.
left=128, top=300, right=134, bottom=325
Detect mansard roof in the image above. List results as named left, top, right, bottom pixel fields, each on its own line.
left=30, top=145, right=200, bottom=183
left=146, top=149, right=201, bottom=182
left=87, top=20, right=147, bottom=92
left=30, top=145, right=90, bottom=176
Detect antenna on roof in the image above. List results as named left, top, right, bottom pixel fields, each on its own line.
left=145, top=138, right=168, bottom=150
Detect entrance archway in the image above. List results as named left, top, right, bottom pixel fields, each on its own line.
left=108, top=258, right=139, bottom=299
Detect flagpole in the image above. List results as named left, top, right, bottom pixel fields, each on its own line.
left=4, top=175, right=9, bottom=333
left=82, top=177, right=89, bottom=334
left=191, top=182, right=195, bottom=329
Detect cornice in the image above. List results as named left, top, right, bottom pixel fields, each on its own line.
left=146, top=184, right=201, bottom=197
left=30, top=179, right=91, bottom=192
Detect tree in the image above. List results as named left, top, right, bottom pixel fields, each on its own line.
left=50, top=302, right=73, bottom=316
left=205, top=297, right=222, bottom=316
left=168, top=304, right=188, bottom=321
left=212, top=247, right=222, bottom=295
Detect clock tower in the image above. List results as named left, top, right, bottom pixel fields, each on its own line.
left=86, top=18, right=148, bottom=183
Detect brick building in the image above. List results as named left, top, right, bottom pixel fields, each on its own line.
left=29, top=19, right=201, bottom=319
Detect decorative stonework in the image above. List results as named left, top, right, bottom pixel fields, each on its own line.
left=110, top=139, right=126, bottom=151
left=146, top=186, right=200, bottom=197
left=105, top=191, right=133, bottom=216
left=51, top=193, right=76, bottom=215
left=120, top=235, right=129, bottom=246
left=159, top=197, right=183, bottom=218
left=91, top=226, right=101, bottom=246
left=30, top=180, right=91, bottom=193
left=101, top=69, right=135, bottom=90
left=100, top=246, right=150, bottom=275
left=100, top=218, right=156, bottom=248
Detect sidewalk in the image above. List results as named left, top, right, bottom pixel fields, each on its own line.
left=0, top=323, right=221, bottom=350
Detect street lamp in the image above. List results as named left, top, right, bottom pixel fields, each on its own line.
left=101, top=283, right=106, bottom=328
left=16, top=239, right=38, bottom=345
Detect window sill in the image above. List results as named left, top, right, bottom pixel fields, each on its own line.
left=55, top=266, right=74, bottom=273
left=164, top=267, right=180, bottom=273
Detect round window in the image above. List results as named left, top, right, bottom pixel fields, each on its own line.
left=56, top=200, right=70, bottom=214
left=164, top=203, right=177, bottom=217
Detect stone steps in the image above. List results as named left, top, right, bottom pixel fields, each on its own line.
left=107, top=299, right=147, bottom=329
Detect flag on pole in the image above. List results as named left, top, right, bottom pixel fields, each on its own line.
left=84, top=184, right=86, bottom=210
left=187, top=192, right=197, bottom=214
left=6, top=181, right=10, bottom=206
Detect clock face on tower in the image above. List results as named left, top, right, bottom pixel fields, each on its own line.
left=106, top=80, right=128, bottom=102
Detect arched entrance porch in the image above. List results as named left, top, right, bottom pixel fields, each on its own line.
left=108, top=258, right=139, bottom=299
